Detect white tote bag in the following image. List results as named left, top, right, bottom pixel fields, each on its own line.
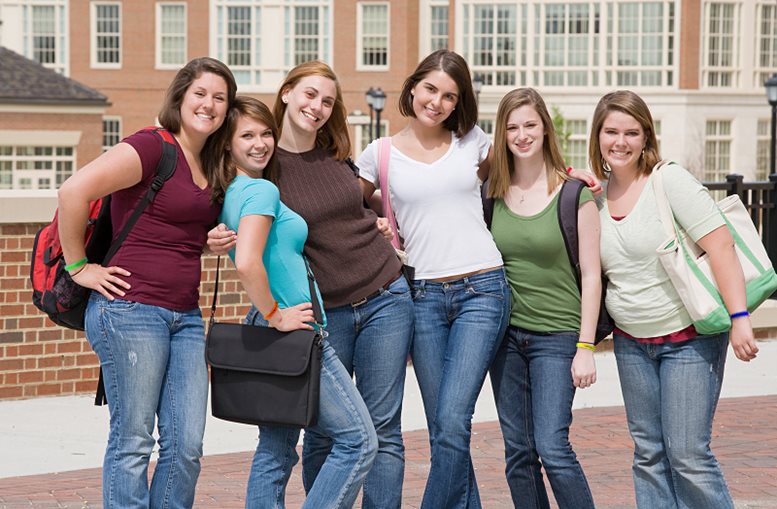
left=652, top=162, right=777, bottom=335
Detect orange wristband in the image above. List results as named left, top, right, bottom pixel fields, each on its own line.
left=263, top=301, right=279, bottom=320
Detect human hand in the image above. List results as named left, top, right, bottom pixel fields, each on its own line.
left=571, top=348, right=597, bottom=389
left=730, top=316, right=758, bottom=362
left=376, top=217, right=394, bottom=242
left=71, top=264, right=131, bottom=300
left=268, top=302, right=315, bottom=332
left=206, top=223, right=237, bottom=255
left=568, top=168, right=603, bottom=196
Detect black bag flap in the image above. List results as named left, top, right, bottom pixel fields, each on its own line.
left=206, top=322, right=318, bottom=376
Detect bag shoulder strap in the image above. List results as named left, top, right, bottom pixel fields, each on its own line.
left=558, top=179, right=586, bottom=291
left=209, top=255, right=324, bottom=328
left=649, top=160, right=677, bottom=239
left=481, top=179, right=495, bottom=230
left=102, top=128, right=178, bottom=265
left=377, top=137, right=401, bottom=249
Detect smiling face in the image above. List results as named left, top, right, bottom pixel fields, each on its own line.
left=179, top=72, right=229, bottom=137
left=599, top=110, right=647, bottom=173
left=410, top=70, right=459, bottom=129
left=281, top=75, right=336, bottom=137
left=505, top=105, right=545, bottom=162
left=229, top=114, right=275, bottom=177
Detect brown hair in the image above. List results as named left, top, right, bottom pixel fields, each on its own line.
left=157, top=57, right=237, bottom=203
left=489, top=88, right=568, bottom=198
left=212, top=96, right=279, bottom=204
left=272, top=60, right=351, bottom=160
left=588, top=90, right=661, bottom=180
left=398, top=50, right=478, bottom=138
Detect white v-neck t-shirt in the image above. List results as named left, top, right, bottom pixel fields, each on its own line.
left=357, top=126, right=503, bottom=279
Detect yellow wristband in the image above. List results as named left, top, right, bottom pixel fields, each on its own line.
left=576, top=342, right=596, bottom=352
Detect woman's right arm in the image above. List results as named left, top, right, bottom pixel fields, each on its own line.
left=57, top=143, right=144, bottom=299
left=233, top=214, right=314, bottom=331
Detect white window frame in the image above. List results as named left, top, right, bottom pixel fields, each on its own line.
left=21, top=0, right=69, bottom=75
left=156, top=2, right=187, bottom=69
left=102, top=117, right=122, bottom=152
left=0, top=145, right=76, bottom=191
left=357, top=2, right=390, bottom=71
left=754, top=2, right=777, bottom=88
left=701, top=1, right=740, bottom=88
left=704, top=119, right=733, bottom=182
left=429, top=2, right=449, bottom=53
left=284, top=3, right=331, bottom=68
left=462, top=2, right=523, bottom=87
left=90, top=2, right=122, bottom=69
left=564, top=119, right=588, bottom=169
left=756, top=118, right=770, bottom=180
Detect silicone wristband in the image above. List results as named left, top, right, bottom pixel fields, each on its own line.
left=576, top=342, right=596, bottom=352
left=730, top=311, right=750, bottom=320
left=65, top=257, right=88, bottom=272
left=263, top=301, right=279, bottom=320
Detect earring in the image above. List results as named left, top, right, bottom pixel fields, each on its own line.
left=282, top=97, right=288, bottom=104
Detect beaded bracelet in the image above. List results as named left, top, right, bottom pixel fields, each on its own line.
left=576, top=342, right=596, bottom=352
left=65, top=257, right=88, bottom=272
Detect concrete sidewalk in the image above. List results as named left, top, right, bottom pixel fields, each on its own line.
left=1, top=342, right=776, bottom=508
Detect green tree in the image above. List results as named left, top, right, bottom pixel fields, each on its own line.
left=552, top=105, right=571, bottom=155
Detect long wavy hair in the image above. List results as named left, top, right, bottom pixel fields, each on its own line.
left=157, top=57, right=237, bottom=203
left=272, top=60, right=351, bottom=161
left=589, top=90, right=661, bottom=181
left=398, top=50, right=478, bottom=138
left=489, top=88, right=568, bottom=198
left=212, top=96, right=279, bottom=204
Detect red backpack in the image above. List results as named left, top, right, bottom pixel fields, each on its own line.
left=30, top=128, right=178, bottom=331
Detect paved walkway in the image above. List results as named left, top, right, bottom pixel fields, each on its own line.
left=1, top=395, right=775, bottom=508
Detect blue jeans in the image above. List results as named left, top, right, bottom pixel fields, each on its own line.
left=84, top=293, right=208, bottom=509
left=244, top=311, right=378, bottom=509
left=614, top=332, right=733, bottom=509
left=411, top=268, right=511, bottom=509
left=301, top=275, right=414, bottom=509
left=490, top=326, right=595, bottom=509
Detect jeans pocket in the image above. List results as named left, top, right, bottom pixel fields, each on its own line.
left=384, top=275, right=411, bottom=297
left=466, top=279, right=506, bottom=300
left=105, top=298, right=140, bottom=312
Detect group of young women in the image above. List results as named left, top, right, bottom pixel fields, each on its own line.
left=57, top=49, right=758, bottom=509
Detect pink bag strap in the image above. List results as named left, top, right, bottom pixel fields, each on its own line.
left=378, top=137, right=401, bottom=250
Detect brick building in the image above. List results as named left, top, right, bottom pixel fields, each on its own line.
left=1, top=0, right=776, bottom=400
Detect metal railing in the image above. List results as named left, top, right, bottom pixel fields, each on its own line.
left=703, top=174, right=777, bottom=274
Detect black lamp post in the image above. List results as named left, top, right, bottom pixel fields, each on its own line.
left=472, top=73, right=483, bottom=105
left=765, top=74, right=777, bottom=176
left=371, top=88, right=386, bottom=139
left=365, top=87, right=376, bottom=140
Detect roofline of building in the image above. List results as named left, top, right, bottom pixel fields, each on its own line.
left=0, top=97, right=111, bottom=107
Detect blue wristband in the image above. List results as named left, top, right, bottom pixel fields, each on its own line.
left=730, top=311, right=750, bottom=319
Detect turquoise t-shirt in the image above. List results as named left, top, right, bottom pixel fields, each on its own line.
left=219, top=176, right=326, bottom=326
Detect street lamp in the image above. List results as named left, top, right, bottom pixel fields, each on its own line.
left=472, top=73, right=483, bottom=105
left=372, top=88, right=386, bottom=139
left=765, top=74, right=777, bottom=176
left=365, top=87, right=376, bottom=140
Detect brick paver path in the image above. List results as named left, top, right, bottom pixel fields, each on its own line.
left=1, top=395, right=775, bottom=508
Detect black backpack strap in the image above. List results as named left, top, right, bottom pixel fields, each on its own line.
left=481, top=179, right=495, bottom=230
left=558, top=179, right=585, bottom=291
left=94, top=128, right=178, bottom=406
left=102, top=128, right=178, bottom=265
left=345, top=157, right=360, bottom=177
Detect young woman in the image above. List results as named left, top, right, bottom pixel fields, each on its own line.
left=216, top=96, right=377, bottom=508
left=210, top=61, right=414, bottom=508
left=57, top=57, right=236, bottom=508
left=487, top=88, right=599, bottom=509
left=590, top=90, right=758, bottom=508
left=356, top=49, right=510, bottom=508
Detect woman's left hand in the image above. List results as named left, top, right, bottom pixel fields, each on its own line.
left=572, top=348, right=597, bottom=389
left=568, top=168, right=603, bottom=197
left=730, top=316, right=758, bottom=362
left=376, top=217, right=394, bottom=242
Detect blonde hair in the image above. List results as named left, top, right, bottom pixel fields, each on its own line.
left=589, top=90, right=660, bottom=180
left=272, top=60, right=351, bottom=160
left=489, top=88, right=568, bottom=198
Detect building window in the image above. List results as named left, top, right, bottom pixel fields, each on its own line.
left=563, top=119, right=588, bottom=169
left=534, top=3, right=600, bottom=87
left=702, top=2, right=739, bottom=88
left=157, top=3, right=187, bottom=68
left=358, top=3, right=389, bottom=69
left=0, top=146, right=75, bottom=190
left=102, top=117, right=122, bottom=152
left=430, top=4, right=449, bottom=51
left=755, top=2, right=777, bottom=87
left=91, top=2, right=121, bottom=67
left=21, top=1, right=68, bottom=75
left=756, top=119, right=770, bottom=180
left=353, top=121, right=389, bottom=157
left=478, top=118, right=495, bottom=139
left=463, top=3, right=523, bottom=86
left=285, top=5, right=329, bottom=67
left=214, top=1, right=330, bottom=88
left=605, top=1, right=675, bottom=87
left=704, top=120, right=732, bottom=181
